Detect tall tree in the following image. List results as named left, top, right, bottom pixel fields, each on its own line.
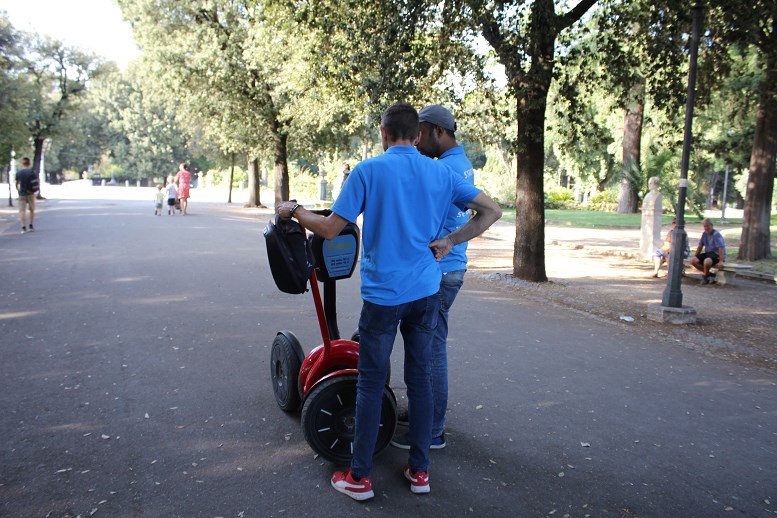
left=0, top=14, right=29, bottom=167
left=22, top=36, right=101, bottom=186
left=118, top=1, right=286, bottom=205
left=556, top=1, right=689, bottom=214
left=457, top=0, right=598, bottom=281
left=91, top=66, right=189, bottom=181
left=713, top=3, right=777, bottom=260
left=294, top=0, right=462, bottom=160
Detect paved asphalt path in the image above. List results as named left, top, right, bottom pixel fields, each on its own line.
left=1, top=197, right=775, bottom=517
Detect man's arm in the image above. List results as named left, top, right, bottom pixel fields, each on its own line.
left=429, top=192, right=502, bottom=261
left=276, top=202, right=349, bottom=240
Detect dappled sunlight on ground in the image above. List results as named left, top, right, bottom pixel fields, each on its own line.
left=468, top=220, right=777, bottom=370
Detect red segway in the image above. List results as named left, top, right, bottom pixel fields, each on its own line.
left=264, top=211, right=397, bottom=464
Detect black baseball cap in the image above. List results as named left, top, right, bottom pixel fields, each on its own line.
left=418, top=105, right=456, bottom=132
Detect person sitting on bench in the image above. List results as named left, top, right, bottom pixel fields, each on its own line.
left=690, top=218, right=726, bottom=285
left=651, top=218, right=690, bottom=278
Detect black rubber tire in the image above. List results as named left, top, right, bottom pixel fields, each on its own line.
left=301, top=374, right=397, bottom=464
left=270, top=333, right=303, bottom=412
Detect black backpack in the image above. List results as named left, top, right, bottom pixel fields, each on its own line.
left=28, top=175, right=39, bottom=193
left=264, top=215, right=313, bottom=294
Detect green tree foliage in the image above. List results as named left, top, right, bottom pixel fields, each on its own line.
left=0, top=14, right=29, bottom=168
left=21, top=35, right=103, bottom=183
left=553, top=1, right=690, bottom=214
left=451, top=0, right=599, bottom=282
left=94, top=66, right=188, bottom=182
left=293, top=0, right=478, bottom=163
left=708, top=1, right=777, bottom=260
left=118, top=0, right=280, bottom=205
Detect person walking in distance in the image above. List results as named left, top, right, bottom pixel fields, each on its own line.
left=391, top=105, right=475, bottom=450
left=175, top=162, right=192, bottom=215
left=15, top=157, right=38, bottom=234
left=165, top=178, right=179, bottom=216
left=276, top=103, right=501, bottom=501
left=154, top=185, right=165, bottom=216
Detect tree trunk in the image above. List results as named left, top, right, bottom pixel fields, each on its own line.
left=513, top=89, right=548, bottom=282
left=616, top=82, right=644, bottom=214
left=228, top=153, right=235, bottom=204
left=246, top=156, right=263, bottom=208
left=273, top=132, right=290, bottom=205
left=475, top=0, right=597, bottom=281
left=511, top=1, right=555, bottom=282
left=32, top=137, right=45, bottom=197
left=738, top=50, right=777, bottom=261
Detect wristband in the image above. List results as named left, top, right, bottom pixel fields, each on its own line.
left=290, top=203, right=301, bottom=217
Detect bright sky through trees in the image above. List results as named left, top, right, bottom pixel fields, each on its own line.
left=0, top=0, right=139, bottom=68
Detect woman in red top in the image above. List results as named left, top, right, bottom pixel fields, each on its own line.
left=174, top=163, right=192, bottom=215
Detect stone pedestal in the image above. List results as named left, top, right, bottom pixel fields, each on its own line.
left=640, top=177, right=663, bottom=261
left=647, top=303, right=697, bottom=324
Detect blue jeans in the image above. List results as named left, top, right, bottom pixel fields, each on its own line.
left=431, top=269, right=465, bottom=437
left=351, top=294, right=440, bottom=478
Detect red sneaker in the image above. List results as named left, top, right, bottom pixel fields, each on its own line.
left=403, top=465, right=430, bottom=494
left=331, top=469, right=374, bottom=501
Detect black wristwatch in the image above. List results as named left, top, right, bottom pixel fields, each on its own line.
left=289, top=203, right=301, bottom=217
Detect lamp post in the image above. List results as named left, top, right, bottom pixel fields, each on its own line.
left=721, top=163, right=731, bottom=223
left=8, top=146, right=15, bottom=207
left=662, top=1, right=703, bottom=308
left=650, top=2, right=702, bottom=323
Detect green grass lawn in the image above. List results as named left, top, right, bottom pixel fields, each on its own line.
left=499, top=207, right=777, bottom=229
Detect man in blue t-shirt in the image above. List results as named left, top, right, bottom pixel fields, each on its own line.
left=390, top=105, right=474, bottom=451
left=690, top=218, right=726, bottom=284
left=276, top=103, right=501, bottom=501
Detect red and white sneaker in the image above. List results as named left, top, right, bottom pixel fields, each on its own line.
left=331, top=469, right=374, bottom=501
left=403, top=465, right=430, bottom=494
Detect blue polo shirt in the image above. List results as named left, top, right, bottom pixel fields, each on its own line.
left=699, top=229, right=726, bottom=258
left=437, top=146, right=475, bottom=273
left=332, top=145, right=480, bottom=305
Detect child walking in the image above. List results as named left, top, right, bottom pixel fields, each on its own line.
left=165, top=180, right=179, bottom=215
left=154, top=185, right=164, bottom=216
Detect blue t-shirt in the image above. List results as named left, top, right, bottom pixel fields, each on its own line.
left=437, top=146, right=475, bottom=273
left=699, top=229, right=725, bottom=258
left=332, top=145, right=481, bottom=305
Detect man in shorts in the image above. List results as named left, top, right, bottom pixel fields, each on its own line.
left=690, top=218, right=726, bottom=284
left=15, top=157, right=37, bottom=234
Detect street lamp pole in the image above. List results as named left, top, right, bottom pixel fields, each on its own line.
left=721, top=163, right=731, bottom=223
left=662, top=1, right=703, bottom=308
left=8, top=145, right=15, bottom=207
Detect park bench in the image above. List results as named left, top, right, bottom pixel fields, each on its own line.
left=683, top=261, right=753, bottom=286
left=710, top=263, right=753, bottom=286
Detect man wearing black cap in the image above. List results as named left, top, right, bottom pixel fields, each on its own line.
left=391, top=105, right=475, bottom=451
left=277, top=102, right=501, bottom=500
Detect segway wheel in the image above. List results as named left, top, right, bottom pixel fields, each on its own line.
left=301, top=374, right=397, bottom=464
left=270, top=333, right=303, bottom=412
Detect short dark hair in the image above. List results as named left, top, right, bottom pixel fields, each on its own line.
left=381, top=102, right=419, bottom=141
left=21, top=157, right=31, bottom=167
